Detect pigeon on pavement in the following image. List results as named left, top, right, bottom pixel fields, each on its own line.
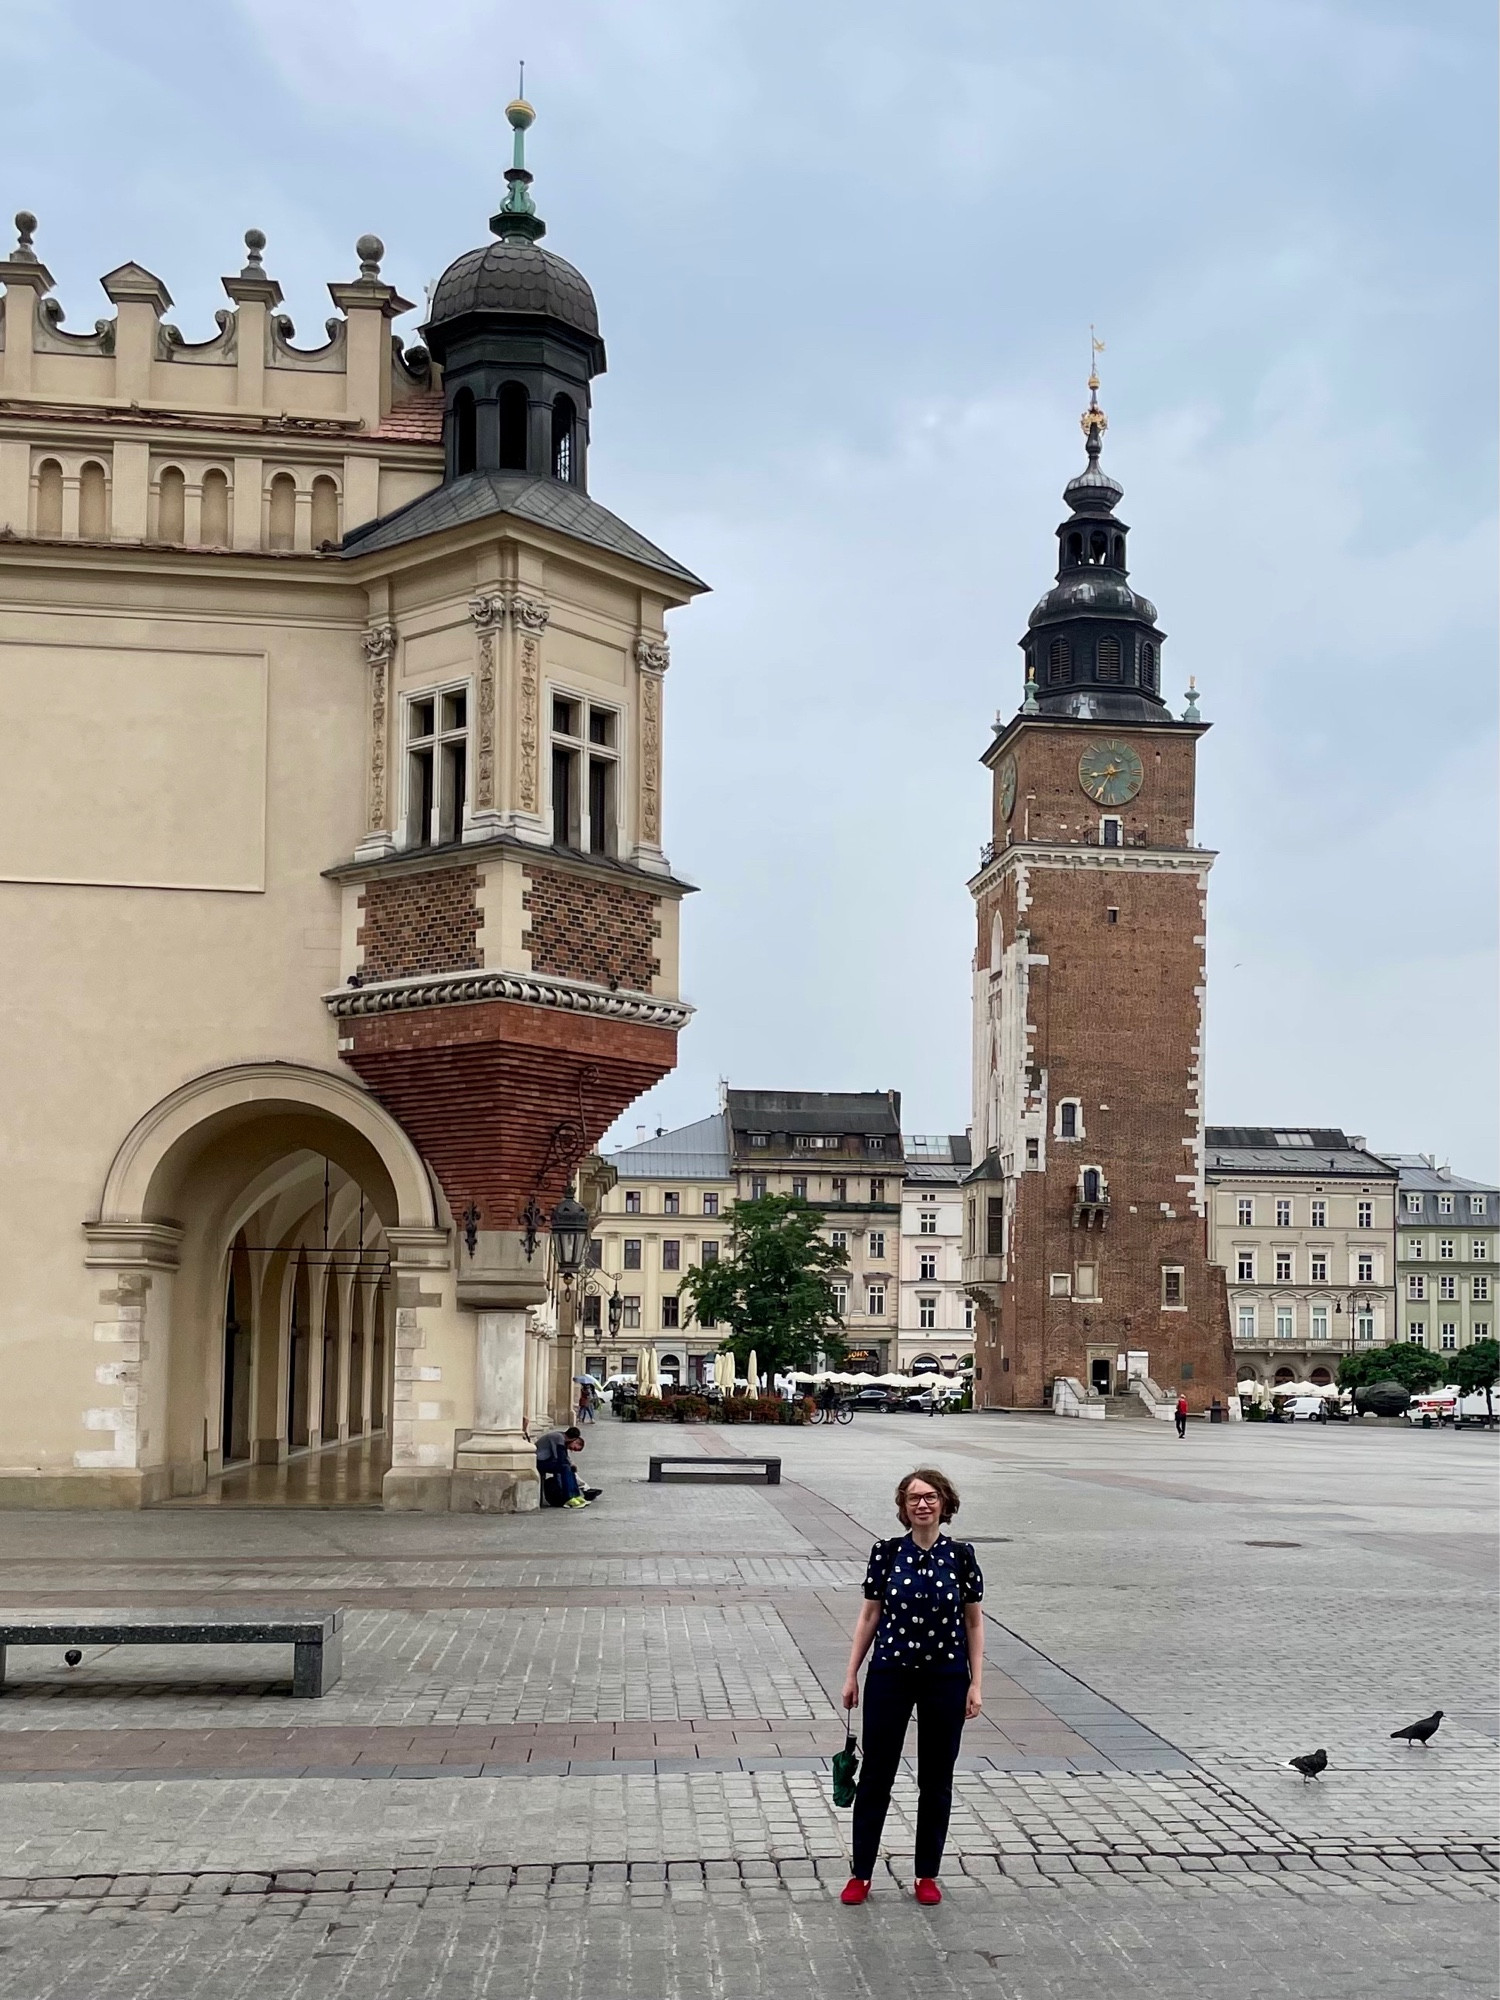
left=1390, top=1710, right=1443, bottom=1746
left=63, top=1649, right=82, bottom=1667
left=1288, top=1749, right=1327, bottom=1782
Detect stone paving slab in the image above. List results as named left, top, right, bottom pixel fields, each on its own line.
left=0, top=1768, right=1434, bottom=1879
left=0, top=1870, right=1493, bottom=2000
left=0, top=1601, right=831, bottom=1728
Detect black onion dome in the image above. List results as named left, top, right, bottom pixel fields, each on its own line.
left=1062, top=458, right=1124, bottom=516
left=1029, top=573, right=1159, bottom=629
left=426, top=237, right=599, bottom=340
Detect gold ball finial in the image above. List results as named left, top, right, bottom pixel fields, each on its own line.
left=506, top=98, right=535, bottom=132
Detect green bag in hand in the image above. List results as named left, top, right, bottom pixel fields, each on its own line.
left=831, top=1729, right=860, bottom=1808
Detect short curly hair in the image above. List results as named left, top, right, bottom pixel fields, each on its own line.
left=895, top=1466, right=961, bottom=1525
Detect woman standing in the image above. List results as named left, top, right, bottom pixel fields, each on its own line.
left=839, top=1467, right=983, bottom=1906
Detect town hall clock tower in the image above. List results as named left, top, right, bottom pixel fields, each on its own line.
left=963, top=374, right=1234, bottom=1411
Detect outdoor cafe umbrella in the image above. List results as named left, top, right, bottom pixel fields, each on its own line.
left=639, top=1348, right=656, bottom=1396
left=745, top=1348, right=759, bottom=1398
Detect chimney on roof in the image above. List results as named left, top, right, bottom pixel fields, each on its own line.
left=1438, top=1162, right=1452, bottom=1180
left=1349, top=1136, right=1365, bottom=1150
left=636, top=1125, right=646, bottom=1143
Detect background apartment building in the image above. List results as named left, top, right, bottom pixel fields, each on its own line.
left=725, top=1089, right=904, bottom=1374
left=899, top=1135, right=974, bottom=1372
left=1205, top=1128, right=1397, bottom=1384
left=592, top=1116, right=734, bottom=1386
left=1379, top=1156, right=1496, bottom=1357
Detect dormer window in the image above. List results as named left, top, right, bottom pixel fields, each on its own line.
left=406, top=688, right=469, bottom=848
left=551, top=696, right=619, bottom=855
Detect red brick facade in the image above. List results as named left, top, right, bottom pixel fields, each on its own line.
left=342, top=999, right=676, bottom=1229
left=523, top=862, right=661, bottom=993
left=357, top=865, right=480, bottom=982
left=970, top=717, right=1235, bottom=1412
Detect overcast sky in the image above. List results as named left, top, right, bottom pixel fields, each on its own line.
left=9, top=0, right=1495, bottom=1176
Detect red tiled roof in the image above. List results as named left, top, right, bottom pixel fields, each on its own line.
left=370, top=391, right=444, bottom=443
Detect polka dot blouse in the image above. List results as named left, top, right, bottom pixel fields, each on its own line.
left=863, top=1533, right=984, bottom=1673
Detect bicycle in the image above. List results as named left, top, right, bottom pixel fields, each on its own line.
left=812, top=1399, right=854, bottom=1426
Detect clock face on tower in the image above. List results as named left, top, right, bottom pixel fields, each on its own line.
left=998, top=754, right=1018, bottom=820
left=1077, top=740, right=1143, bottom=807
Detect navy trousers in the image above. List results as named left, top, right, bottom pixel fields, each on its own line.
left=851, top=1668, right=969, bottom=1880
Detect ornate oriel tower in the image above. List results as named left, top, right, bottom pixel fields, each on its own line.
left=962, top=369, right=1234, bottom=1412
left=0, top=96, right=703, bottom=1510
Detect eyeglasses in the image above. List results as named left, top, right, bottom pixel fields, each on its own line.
left=906, top=1493, right=940, bottom=1509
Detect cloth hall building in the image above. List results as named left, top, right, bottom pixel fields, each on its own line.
left=0, top=102, right=703, bottom=1508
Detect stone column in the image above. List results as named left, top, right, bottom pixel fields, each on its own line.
left=355, top=623, right=397, bottom=861
left=633, top=636, right=670, bottom=874
left=465, top=592, right=507, bottom=843
left=452, top=1307, right=540, bottom=1511
left=507, top=593, right=551, bottom=846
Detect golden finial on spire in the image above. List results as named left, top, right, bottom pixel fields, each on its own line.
left=1081, top=326, right=1107, bottom=446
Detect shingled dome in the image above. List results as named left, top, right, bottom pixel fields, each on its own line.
left=426, top=237, right=600, bottom=343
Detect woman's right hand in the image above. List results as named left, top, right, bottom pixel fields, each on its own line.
left=841, top=1675, right=860, bottom=1711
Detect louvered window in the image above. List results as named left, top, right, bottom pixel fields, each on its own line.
left=1047, top=638, right=1071, bottom=685
left=1097, top=636, right=1121, bottom=682
left=1141, top=643, right=1158, bottom=691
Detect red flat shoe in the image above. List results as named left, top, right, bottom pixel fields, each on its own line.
left=840, top=1878, right=870, bottom=1905
left=914, top=1877, right=942, bottom=1905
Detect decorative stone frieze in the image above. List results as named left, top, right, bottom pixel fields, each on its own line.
left=326, top=965, right=691, bottom=1029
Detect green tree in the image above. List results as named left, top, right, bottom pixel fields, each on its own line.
left=1453, top=1337, right=1499, bottom=1415
left=679, top=1194, right=849, bottom=1376
left=1336, top=1342, right=1446, bottom=1398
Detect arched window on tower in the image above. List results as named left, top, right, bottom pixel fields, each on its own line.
left=1141, top=642, right=1158, bottom=691
left=158, top=466, right=186, bottom=545
left=551, top=394, right=576, bottom=483
left=1088, top=530, right=1108, bottom=565
left=453, top=389, right=477, bottom=476
left=79, top=461, right=109, bottom=540
left=201, top=468, right=230, bottom=545
left=1096, top=636, right=1121, bottom=682
left=34, top=458, right=63, bottom=537
left=1112, top=535, right=1125, bottom=567
left=1066, top=531, right=1083, bottom=567
left=310, top=476, right=340, bottom=547
left=1047, top=638, right=1071, bottom=685
left=1082, top=1167, right=1102, bottom=1203
left=498, top=382, right=529, bottom=471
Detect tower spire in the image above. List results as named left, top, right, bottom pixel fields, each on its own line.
left=492, top=81, right=546, bottom=242
left=1081, top=326, right=1107, bottom=462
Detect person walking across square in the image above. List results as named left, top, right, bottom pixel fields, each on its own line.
left=839, top=1467, right=984, bottom=1907
left=1175, top=1393, right=1188, bottom=1439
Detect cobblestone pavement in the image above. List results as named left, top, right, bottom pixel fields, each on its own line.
left=0, top=1413, right=1493, bottom=1995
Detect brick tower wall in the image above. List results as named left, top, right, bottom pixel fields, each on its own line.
left=971, top=718, right=1235, bottom=1411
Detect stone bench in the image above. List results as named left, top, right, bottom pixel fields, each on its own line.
left=0, top=1611, right=343, bottom=1697
left=648, top=1455, right=781, bottom=1485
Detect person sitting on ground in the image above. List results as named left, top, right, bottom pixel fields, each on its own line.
left=535, top=1425, right=598, bottom=1508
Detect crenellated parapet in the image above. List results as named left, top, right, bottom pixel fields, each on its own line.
left=0, top=213, right=442, bottom=548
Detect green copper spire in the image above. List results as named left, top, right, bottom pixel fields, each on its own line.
left=1182, top=677, right=1200, bottom=722
left=491, top=77, right=546, bottom=242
